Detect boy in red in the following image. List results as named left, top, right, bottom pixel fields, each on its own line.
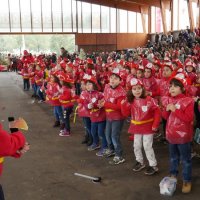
left=84, top=76, right=107, bottom=156
left=162, top=73, right=194, bottom=193
left=0, top=123, right=29, bottom=200
left=121, top=78, right=161, bottom=175
left=100, top=68, right=126, bottom=165
left=77, top=79, right=92, bottom=146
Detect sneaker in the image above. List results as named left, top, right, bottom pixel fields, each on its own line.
left=60, top=129, right=65, bottom=134
left=87, top=144, right=100, bottom=151
left=38, top=100, right=44, bottom=103
left=103, top=149, right=115, bottom=157
left=59, top=131, right=70, bottom=137
left=182, top=181, right=192, bottom=193
left=109, top=156, right=125, bottom=165
left=96, top=149, right=107, bottom=157
left=133, top=162, right=145, bottom=171
left=144, top=166, right=159, bottom=175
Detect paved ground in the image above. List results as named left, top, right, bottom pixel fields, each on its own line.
left=0, top=72, right=200, bottom=200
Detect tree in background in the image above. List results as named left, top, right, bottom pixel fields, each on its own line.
left=0, top=34, right=75, bottom=55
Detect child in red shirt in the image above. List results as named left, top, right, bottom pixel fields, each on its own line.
left=161, top=73, right=194, bottom=193
left=121, top=78, right=161, bottom=175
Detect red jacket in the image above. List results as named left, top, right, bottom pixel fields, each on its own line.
left=21, top=68, right=29, bottom=79
left=162, top=94, right=194, bottom=144
left=28, top=67, right=35, bottom=84
left=157, top=77, right=170, bottom=97
left=59, top=86, right=74, bottom=108
left=34, top=70, right=44, bottom=86
left=0, top=124, right=26, bottom=176
left=46, top=82, right=61, bottom=106
left=78, top=90, right=91, bottom=117
left=86, top=90, right=106, bottom=123
left=103, top=84, right=126, bottom=121
left=121, top=96, right=161, bottom=134
left=142, top=76, right=159, bottom=97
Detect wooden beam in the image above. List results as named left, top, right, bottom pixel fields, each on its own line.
left=140, top=6, right=147, bottom=33
left=79, top=0, right=140, bottom=12
left=160, top=0, right=167, bottom=34
left=188, top=0, right=195, bottom=31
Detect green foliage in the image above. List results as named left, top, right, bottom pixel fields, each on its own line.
left=0, top=34, right=75, bottom=54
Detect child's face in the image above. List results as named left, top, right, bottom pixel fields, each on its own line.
left=50, top=75, right=55, bottom=83
left=80, top=81, right=86, bottom=91
left=169, top=84, right=183, bottom=97
left=109, top=75, right=121, bottom=88
left=172, top=63, right=178, bottom=70
left=144, top=69, right=152, bottom=78
left=186, top=66, right=193, bottom=73
left=136, top=70, right=143, bottom=79
left=154, top=65, right=159, bottom=72
left=131, top=68, right=136, bottom=75
left=162, top=66, right=172, bottom=78
left=132, top=85, right=143, bottom=98
left=86, top=82, right=94, bottom=91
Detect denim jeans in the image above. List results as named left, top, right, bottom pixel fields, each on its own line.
left=91, top=121, right=107, bottom=148
left=82, top=117, right=92, bottom=138
left=63, top=106, right=73, bottom=131
left=105, top=120, right=124, bottom=157
left=53, top=106, right=64, bottom=123
left=32, top=83, right=37, bottom=95
left=169, top=142, right=192, bottom=182
left=23, top=79, right=30, bottom=90
left=36, top=85, right=45, bottom=101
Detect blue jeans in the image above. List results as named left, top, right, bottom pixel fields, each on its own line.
left=105, top=120, right=124, bottom=157
left=63, top=107, right=73, bottom=131
left=32, top=83, right=37, bottom=95
left=91, top=121, right=107, bottom=148
left=53, top=106, right=64, bottom=123
left=169, top=142, right=192, bottom=182
left=82, top=117, right=92, bottom=138
left=36, top=85, right=45, bottom=101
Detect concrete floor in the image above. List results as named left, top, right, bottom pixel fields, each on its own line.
left=0, top=72, right=200, bottom=200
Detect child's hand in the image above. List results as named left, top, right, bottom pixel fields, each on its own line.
left=88, top=103, right=93, bottom=109
left=121, top=99, right=126, bottom=105
left=152, top=127, right=158, bottom=132
left=166, top=104, right=176, bottom=112
left=20, top=142, right=30, bottom=154
left=193, top=96, right=199, bottom=102
left=97, top=100, right=105, bottom=108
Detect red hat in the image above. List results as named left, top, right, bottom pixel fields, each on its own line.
left=23, top=50, right=29, bottom=56
left=57, top=72, right=74, bottom=83
left=87, top=58, right=93, bottom=64
left=163, top=61, right=174, bottom=71
left=83, top=74, right=97, bottom=84
left=137, top=65, right=145, bottom=71
left=111, top=68, right=122, bottom=79
left=171, top=73, right=187, bottom=87
left=145, top=63, right=153, bottom=70
left=130, top=78, right=143, bottom=86
left=185, top=61, right=196, bottom=69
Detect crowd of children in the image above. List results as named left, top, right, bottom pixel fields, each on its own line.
left=16, top=39, right=200, bottom=194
